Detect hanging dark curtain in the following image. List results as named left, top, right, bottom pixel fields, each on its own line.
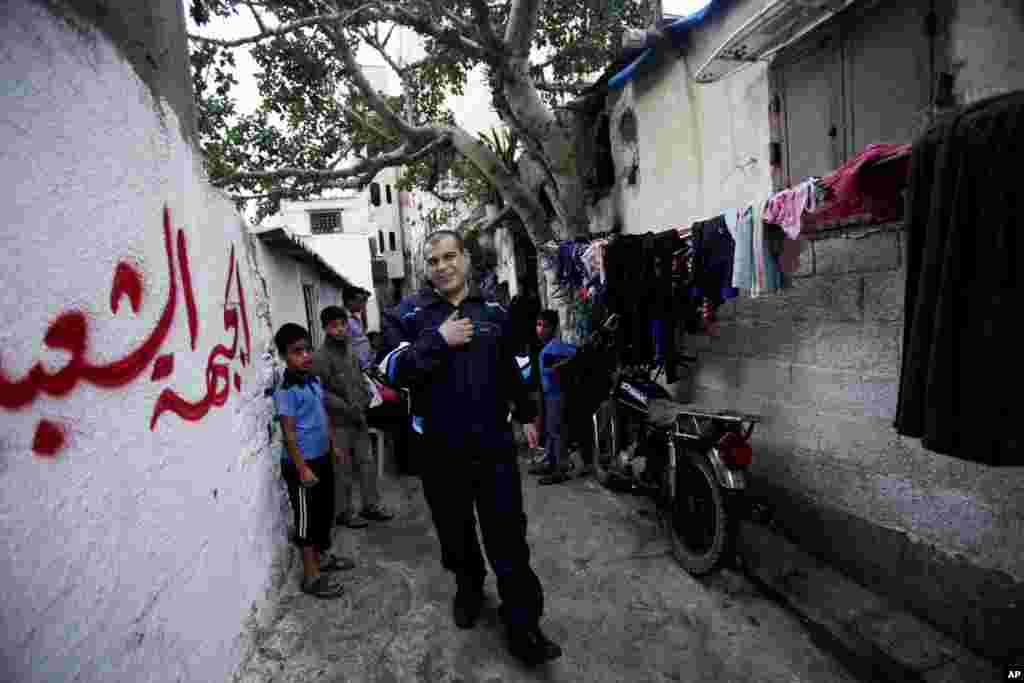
left=895, top=91, right=1024, bottom=465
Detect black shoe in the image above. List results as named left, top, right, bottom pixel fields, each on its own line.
left=453, top=587, right=484, bottom=629
left=360, top=504, right=394, bottom=522
left=507, top=626, right=563, bottom=665
left=528, top=463, right=555, bottom=476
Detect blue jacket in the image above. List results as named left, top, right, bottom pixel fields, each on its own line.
left=378, top=285, right=536, bottom=457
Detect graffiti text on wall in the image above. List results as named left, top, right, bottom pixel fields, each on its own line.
left=0, top=206, right=252, bottom=456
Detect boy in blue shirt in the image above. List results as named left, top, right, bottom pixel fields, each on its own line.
left=530, top=310, right=577, bottom=485
left=273, top=323, right=355, bottom=599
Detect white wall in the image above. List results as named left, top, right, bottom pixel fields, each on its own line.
left=304, top=233, right=381, bottom=332
left=0, top=3, right=286, bottom=681
left=610, top=47, right=772, bottom=236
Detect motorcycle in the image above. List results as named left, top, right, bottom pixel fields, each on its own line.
left=588, top=316, right=761, bottom=576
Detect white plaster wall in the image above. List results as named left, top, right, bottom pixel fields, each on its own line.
left=0, top=3, right=285, bottom=681
left=250, top=240, right=308, bottom=341
left=611, top=50, right=772, bottom=236
left=304, top=233, right=381, bottom=332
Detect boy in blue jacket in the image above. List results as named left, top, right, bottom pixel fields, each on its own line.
left=378, top=231, right=561, bottom=666
left=530, top=309, right=577, bottom=485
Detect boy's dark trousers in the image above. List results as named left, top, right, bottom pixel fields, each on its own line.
left=282, top=455, right=335, bottom=553
left=419, top=451, right=544, bottom=630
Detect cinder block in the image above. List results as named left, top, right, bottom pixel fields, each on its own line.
left=814, top=232, right=901, bottom=276
left=693, top=356, right=742, bottom=395
left=860, top=323, right=902, bottom=378
left=791, top=240, right=814, bottom=278
left=744, top=319, right=798, bottom=361
left=779, top=275, right=864, bottom=323
left=705, top=320, right=750, bottom=357
left=788, top=364, right=862, bottom=414
left=863, top=269, right=907, bottom=323
left=736, top=357, right=792, bottom=401
left=803, top=322, right=868, bottom=373
left=814, top=413, right=901, bottom=464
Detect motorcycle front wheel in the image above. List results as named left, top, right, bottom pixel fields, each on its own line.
left=592, top=399, right=627, bottom=490
left=662, top=449, right=734, bottom=576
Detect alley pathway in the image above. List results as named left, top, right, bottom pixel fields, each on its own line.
left=234, top=461, right=859, bottom=683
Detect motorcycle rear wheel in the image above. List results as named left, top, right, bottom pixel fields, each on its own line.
left=661, top=449, right=734, bottom=576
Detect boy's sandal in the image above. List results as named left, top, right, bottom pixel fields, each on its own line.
left=302, top=574, right=344, bottom=599
left=321, top=553, right=356, bottom=572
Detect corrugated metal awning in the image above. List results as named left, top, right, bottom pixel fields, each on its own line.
left=694, top=0, right=856, bottom=84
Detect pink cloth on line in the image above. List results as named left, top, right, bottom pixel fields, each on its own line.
left=763, top=180, right=815, bottom=239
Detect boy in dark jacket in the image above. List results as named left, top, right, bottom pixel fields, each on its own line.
left=378, top=231, right=561, bottom=666
left=312, top=306, right=392, bottom=529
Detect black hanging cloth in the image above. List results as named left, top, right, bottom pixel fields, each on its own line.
left=895, top=91, right=1024, bottom=465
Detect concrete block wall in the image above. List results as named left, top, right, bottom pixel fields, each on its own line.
left=688, top=227, right=1024, bottom=661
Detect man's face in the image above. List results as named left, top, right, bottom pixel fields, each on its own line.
left=425, top=236, right=468, bottom=295
left=536, top=319, right=554, bottom=343
left=324, top=318, right=348, bottom=342
left=285, top=338, right=313, bottom=371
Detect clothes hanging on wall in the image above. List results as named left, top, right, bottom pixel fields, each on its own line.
left=751, top=200, right=783, bottom=297
left=763, top=179, right=818, bottom=239
left=604, top=230, right=690, bottom=381
left=730, top=207, right=755, bottom=290
left=690, top=215, right=739, bottom=308
left=894, top=91, right=1023, bottom=465
left=805, top=142, right=911, bottom=229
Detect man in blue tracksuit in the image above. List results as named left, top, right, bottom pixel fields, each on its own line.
left=378, top=230, right=561, bottom=666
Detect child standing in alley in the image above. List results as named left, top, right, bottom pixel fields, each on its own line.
left=273, top=323, right=355, bottom=599
left=313, top=306, right=393, bottom=529
left=529, top=310, right=578, bottom=485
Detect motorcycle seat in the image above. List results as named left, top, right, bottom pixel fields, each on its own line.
left=646, top=398, right=762, bottom=430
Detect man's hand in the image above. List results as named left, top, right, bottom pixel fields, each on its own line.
left=438, top=310, right=474, bottom=347
left=298, top=463, right=318, bottom=487
left=525, top=423, right=539, bottom=449
left=336, top=447, right=352, bottom=466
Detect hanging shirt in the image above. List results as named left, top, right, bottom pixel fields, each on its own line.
left=752, top=200, right=783, bottom=297
left=731, top=207, right=755, bottom=290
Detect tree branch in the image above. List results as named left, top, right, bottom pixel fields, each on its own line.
left=187, top=5, right=375, bottom=48
left=359, top=29, right=409, bottom=79
left=213, top=134, right=450, bottom=189
left=534, top=80, right=594, bottom=95
left=244, top=2, right=267, bottom=34
left=504, top=0, right=541, bottom=55
left=326, top=26, right=426, bottom=141
left=469, top=0, right=501, bottom=49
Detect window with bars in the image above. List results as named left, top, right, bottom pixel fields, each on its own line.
left=310, top=210, right=342, bottom=234
left=386, top=185, right=393, bottom=204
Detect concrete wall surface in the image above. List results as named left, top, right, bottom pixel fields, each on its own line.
left=0, top=2, right=288, bottom=681
left=606, top=0, right=1024, bottom=660
left=610, top=0, right=773, bottom=237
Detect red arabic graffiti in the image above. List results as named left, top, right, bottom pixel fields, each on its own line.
left=149, top=244, right=252, bottom=429
left=0, top=206, right=252, bottom=457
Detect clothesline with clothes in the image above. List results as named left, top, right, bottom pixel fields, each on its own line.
left=542, top=142, right=913, bottom=382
